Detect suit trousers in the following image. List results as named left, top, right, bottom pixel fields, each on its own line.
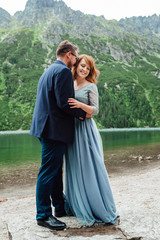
left=36, top=138, right=66, bottom=220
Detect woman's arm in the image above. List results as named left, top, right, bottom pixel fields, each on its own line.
left=68, top=98, right=94, bottom=114
left=68, top=84, right=99, bottom=115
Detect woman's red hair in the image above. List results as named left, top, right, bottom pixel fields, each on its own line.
left=72, top=54, right=99, bottom=84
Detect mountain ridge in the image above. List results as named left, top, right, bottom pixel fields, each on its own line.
left=0, top=0, right=160, bottom=130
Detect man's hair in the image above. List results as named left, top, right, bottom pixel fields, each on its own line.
left=56, top=40, right=78, bottom=57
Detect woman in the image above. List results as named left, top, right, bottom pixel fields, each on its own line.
left=65, top=54, right=119, bottom=226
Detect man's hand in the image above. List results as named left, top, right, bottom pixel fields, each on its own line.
left=86, top=113, right=92, bottom=118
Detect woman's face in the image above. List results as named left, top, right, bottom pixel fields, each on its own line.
left=76, top=58, right=90, bottom=79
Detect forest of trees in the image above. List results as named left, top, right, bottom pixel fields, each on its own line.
left=0, top=28, right=160, bottom=130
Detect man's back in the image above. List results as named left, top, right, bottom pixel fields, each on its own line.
left=30, top=60, right=75, bottom=143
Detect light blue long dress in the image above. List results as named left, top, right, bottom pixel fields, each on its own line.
left=65, top=83, right=118, bottom=226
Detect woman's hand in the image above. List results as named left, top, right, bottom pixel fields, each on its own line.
left=68, top=98, right=82, bottom=108
left=68, top=98, right=93, bottom=116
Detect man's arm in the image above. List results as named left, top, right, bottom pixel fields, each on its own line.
left=54, top=68, right=86, bottom=120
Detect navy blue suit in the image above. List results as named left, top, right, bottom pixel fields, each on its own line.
left=30, top=60, right=86, bottom=219
left=30, top=60, right=86, bottom=143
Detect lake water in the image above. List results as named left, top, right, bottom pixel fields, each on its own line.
left=0, top=128, right=160, bottom=188
left=0, top=128, right=160, bottom=167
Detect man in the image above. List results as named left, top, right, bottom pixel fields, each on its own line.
left=30, top=40, right=88, bottom=230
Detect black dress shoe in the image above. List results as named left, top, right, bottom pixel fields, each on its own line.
left=55, top=209, right=67, bottom=218
left=37, top=215, right=66, bottom=230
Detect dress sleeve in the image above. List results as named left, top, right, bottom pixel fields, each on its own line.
left=88, top=84, right=99, bottom=115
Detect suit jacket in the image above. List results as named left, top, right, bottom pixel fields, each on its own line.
left=30, top=60, right=86, bottom=143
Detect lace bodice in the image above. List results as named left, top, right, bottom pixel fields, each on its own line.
left=75, top=83, right=99, bottom=115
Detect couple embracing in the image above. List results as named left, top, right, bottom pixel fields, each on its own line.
left=30, top=40, right=119, bottom=230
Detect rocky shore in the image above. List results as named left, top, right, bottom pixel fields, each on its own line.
left=1, top=163, right=160, bottom=240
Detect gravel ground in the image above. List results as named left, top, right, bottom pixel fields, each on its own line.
left=1, top=165, right=160, bottom=240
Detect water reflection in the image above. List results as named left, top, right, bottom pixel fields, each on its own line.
left=100, top=128, right=160, bottom=176
left=0, top=128, right=160, bottom=168
left=0, top=133, right=41, bottom=166
left=0, top=129, right=160, bottom=188
left=100, top=128, right=160, bottom=149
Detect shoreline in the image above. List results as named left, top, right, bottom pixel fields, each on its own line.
left=0, top=136, right=160, bottom=239
left=0, top=127, right=160, bottom=135
left=1, top=148, right=160, bottom=199
left=1, top=142, right=160, bottom=199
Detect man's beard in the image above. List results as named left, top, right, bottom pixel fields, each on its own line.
left=67, top=60, right=72, bottom=69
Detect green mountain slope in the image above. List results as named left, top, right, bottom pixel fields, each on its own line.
left=0, top=0, right=160, bottom=130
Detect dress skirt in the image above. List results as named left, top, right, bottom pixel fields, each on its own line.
left=65, top=118, right=118, bottom=226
